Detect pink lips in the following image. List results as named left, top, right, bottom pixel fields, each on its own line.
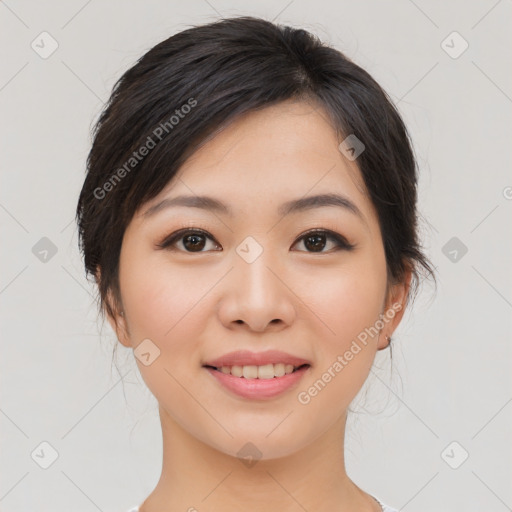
left=203, top=349, right=311, bottom=368
left=204, top=365, right=310, bottom=400
left=202, top=350, right=312, bottom=400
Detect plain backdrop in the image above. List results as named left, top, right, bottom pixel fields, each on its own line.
left=1, top=1, right=511, bottom=511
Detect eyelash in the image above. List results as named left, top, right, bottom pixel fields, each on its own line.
left=156, top=224, right=356, bottom=254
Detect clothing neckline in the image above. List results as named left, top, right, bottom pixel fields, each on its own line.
left=128, top=493, right=394, bottom=512
left=371, top=494, right=386, bottom=511
left=128, top=494, right=389, bottom=512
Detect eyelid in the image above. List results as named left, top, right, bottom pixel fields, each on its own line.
left=156, top=224, right=356, bottom=252
left=292, top=227, right=356, bottom=251
left=156, top=224, right=217, bottom=249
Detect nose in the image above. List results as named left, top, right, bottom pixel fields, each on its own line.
left=217, top=247, right=296, bottom=333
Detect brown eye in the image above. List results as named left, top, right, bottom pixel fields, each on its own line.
left=158, top=229, right=220, bottom=253
left=157, top=228, right=355, bottom=254
left=292, top=230, right=355, bottom=253
left=182, top=233, right=206, bottom=251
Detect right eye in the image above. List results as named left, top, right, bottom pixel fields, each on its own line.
left=157, top=228, right=221, bottom=253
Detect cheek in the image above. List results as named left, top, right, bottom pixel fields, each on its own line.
left=117, top=250, right=210, bottom=400
left=325, top=276, right=383, bottom=341
left=118, top=254, right=213, bottom=416
left=119, top=244, right=210, bottom=342
left=296, top=255, right=387, bottom=397
left=304, top=257, right=386, bottom=345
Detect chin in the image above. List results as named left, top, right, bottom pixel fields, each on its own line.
left=207, top=429, right=311, bottom=463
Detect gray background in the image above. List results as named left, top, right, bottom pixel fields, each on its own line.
left=1, top=1, right=511, bottom=511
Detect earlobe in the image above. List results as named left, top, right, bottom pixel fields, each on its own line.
left=105, top=306, right=131, bottom=348
left=378, top=269, right=413, bottom=350
left=96, top=266, right=131, bottom=348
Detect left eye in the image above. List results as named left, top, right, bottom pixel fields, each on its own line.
left=292, top=230, right=354, bottom=253
left=157, top=229, right=354, bottom=253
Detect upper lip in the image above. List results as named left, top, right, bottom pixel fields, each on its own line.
left=203, top=350, right=311, bottom=368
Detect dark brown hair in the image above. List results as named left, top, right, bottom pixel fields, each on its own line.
left=76, top=16, right=437, bottom=333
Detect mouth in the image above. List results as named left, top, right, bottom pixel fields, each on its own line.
left=202, top=363, right=311, bottom=379
left=203, top=362, right=311, bottom=400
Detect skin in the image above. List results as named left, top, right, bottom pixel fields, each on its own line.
left=104, top=98, right=411, bottom=512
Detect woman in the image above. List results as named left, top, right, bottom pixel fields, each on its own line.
left=76, top=16, right=436, bottom=512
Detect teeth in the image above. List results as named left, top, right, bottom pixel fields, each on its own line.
left=217, top=363, right=302, bottom=379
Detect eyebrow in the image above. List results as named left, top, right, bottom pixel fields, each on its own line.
left=143, top=193, right=366, bottom=223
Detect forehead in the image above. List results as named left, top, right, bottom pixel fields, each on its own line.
left=138, top=100, right=379, bottom=233
left=179, top=100, right=364, bottom=189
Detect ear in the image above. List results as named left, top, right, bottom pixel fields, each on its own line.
left=377, top=268, right=413, bottom=350
left=95, top=266, right=131, bottom=348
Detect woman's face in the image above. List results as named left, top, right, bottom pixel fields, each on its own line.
left=109, top=99, right=408, bottom=460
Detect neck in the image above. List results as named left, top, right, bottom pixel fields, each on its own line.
left=139, top=406, right=380, bottom=512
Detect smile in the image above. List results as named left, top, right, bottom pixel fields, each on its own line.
left=203, top=363, right=309, bottom=379
left=203, top=364, right=311, bottom=400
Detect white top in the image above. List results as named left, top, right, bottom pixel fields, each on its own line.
left=125, top=495, right=398, bottom=511
left=373, top=495, right=399, bottom=512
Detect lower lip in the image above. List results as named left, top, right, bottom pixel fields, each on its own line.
left=204, top=365, right=310, bottom=400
